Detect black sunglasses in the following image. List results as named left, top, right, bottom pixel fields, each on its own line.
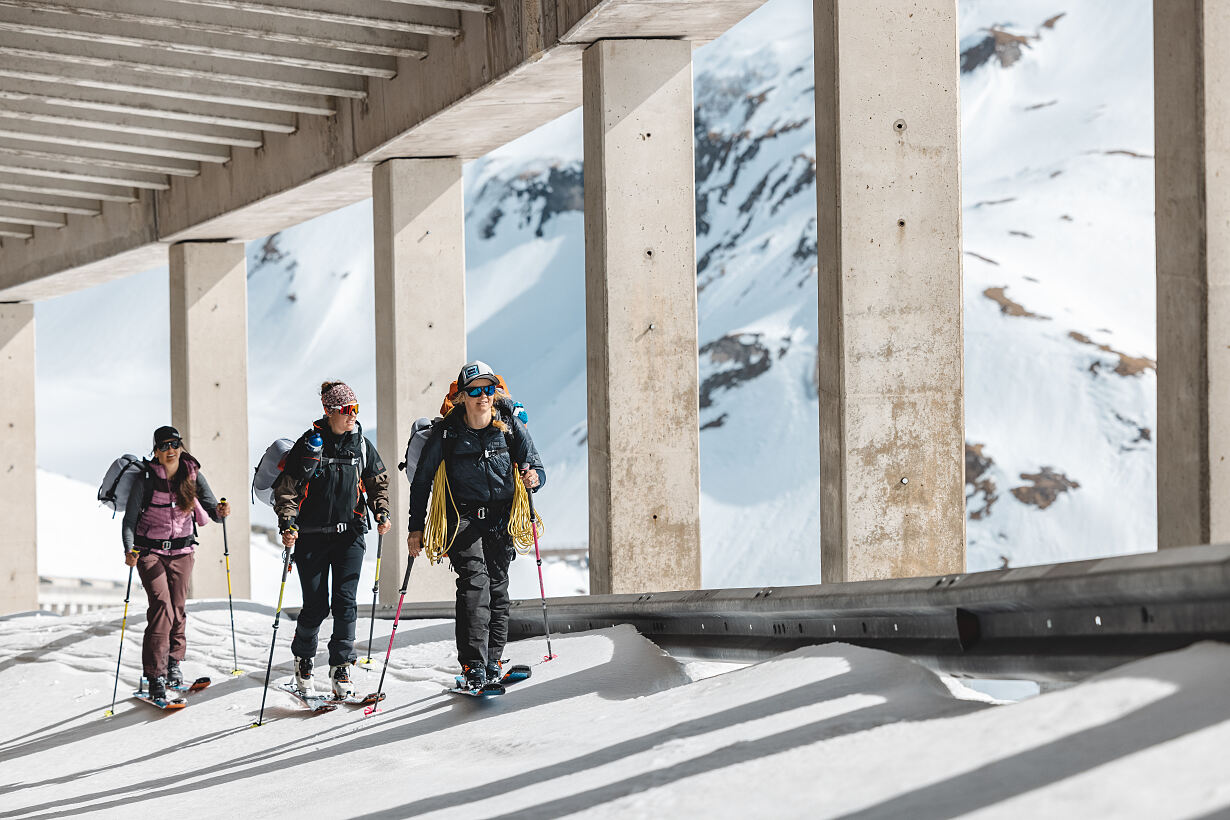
left=465, top=385, right=498, bottom=397
left=155, top=439, right=183, bottom=452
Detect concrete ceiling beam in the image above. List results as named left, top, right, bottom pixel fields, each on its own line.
left=0, top=220, right=34, bottom=238
left=0, top=55, right=337, bottom=116
left=0, top=33, right=369, bottom=100
left=0, top=154, right=170, bottom=189
left=383, top=0, right=494, bottom=11
left=0, top=205, right=66, bottom=228
left=0, top=78, right=299, bottom=132
left=0, top=119, right=232, bottom=164
left=0, top=189, right=100, bottom=215
left=164, top=0, right=460, bottom=37
left=0, top=97, right=263, bottom=149
left=0, top=139, right=201, bottom=177
left=21, top=0, right=429, bottom=58
left=0, top=4, right=399, bottom=78
left=0, top=171, right=135, bottom=202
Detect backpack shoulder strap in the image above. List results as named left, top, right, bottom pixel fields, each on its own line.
left=139, top=461, right=157, bottom=517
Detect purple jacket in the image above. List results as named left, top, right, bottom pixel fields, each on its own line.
left=121, top=455, right=222, bottom=556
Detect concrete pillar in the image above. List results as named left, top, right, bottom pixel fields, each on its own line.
left=583, top=39, right=701, bottom=595
left=813, top=0, right=965, bottom=582
left=169, top=242, right=251, bottom=599
left=373, top=157, right=465, bottom=604
left=1154, top=1, right=1230, bottom=548
left=0, top=304, right=37, bottom=614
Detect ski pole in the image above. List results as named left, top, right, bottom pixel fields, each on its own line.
left=253, top=545, right=292, bottom=727
left=104, top=560, right=136, bottom=717
left=364, top=556, right=414, bottom=715
left=526, top=486, right=555, bottom=661
left=220, top=499, right=241, bottom=676
left=360, top=530, right=383, bottom=666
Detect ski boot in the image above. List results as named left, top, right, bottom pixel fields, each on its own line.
left=294, top=656, right=314, bottom=694
left=462, top=664, right=486, bottom=691
left=166, top=657, right=183, bottom=688
left=148, top=675, right=168, bottom=702
left=330, top=664, right=356, bottom=700
left=485, top=659, right=504, bottom=685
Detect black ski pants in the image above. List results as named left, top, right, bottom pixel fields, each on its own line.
left=448, top=511, right=514, bottom=669
left=291, top=529, right=365, bottom=667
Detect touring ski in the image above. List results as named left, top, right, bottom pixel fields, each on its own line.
left=332, top=692, right=386, bottom=707
left=132, top=691, right=187, bottom=710
left=170, top=676, right=211, bottom=693
left=447, top=679, right=505, bottom=697
left=278, top=682, right=339, bottom=713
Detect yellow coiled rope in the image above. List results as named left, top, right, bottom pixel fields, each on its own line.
left=507, top=468, right=544, bottom=555
left=423, top=459, right=545, bottom=562
left=423, top=461, right=458, bottom=565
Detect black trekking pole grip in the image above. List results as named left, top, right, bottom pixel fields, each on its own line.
left=253, top=546, right=293, bottom=727
left=220, top=498, right=241, bottom=675
left=365, top=557, right=414, bottom=714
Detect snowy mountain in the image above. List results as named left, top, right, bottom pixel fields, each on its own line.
left=33, top=0, right=1158, bottom=592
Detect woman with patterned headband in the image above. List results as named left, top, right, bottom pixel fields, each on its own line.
left=273, top=380, right=391, bottom=699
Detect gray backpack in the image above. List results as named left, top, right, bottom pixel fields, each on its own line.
left=398, top=417, right=440, bottom=483
left=98, top=455, right=152, bottom=517
left=251, top=438, right=296, bottom=507
left=252, top=424, right=370, bottom=507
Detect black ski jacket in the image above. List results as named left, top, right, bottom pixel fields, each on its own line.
left=407, top=408, right=545, bottom=533
left=273, top=418, right=390, bottom=533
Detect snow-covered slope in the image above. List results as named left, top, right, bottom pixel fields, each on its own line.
left=2, top=609, right=1228, bottom=818
left=33, top=0, right=1158, bottom=589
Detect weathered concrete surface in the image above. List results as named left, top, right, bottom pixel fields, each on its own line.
left=584, top=39, right=700, bottom=595
left=372, top=158, right=463, bottom=605
left=0, top=303, right=36, bottom=614
left=169, top=241, right=251, bottom=599
left=814, top=0, right=965, bottom=582
left=1154, top=0, right=1230, bottom=548
left=560, top=0, right=764, bottom=42
left=0, top=191, right=162, bottom=302
left=0, top=0, right=769, bottom=301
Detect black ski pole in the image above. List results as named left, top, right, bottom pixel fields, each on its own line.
left=220, top=499, right=241, bottom=676
left=526, top=487, right=555, bottom=661
left=104, top=560, right=136, bottom=717
left=360, top=530, right=384, bottom=666
left=253, top=545, right=292, bottom=727
left=364, top=556, right=414, bottom=715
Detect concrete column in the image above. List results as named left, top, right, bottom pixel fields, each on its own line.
left=583, top=39, right=701, bottom=595
left=169, top=242, right=251, bottom=599
left=1154, top=1, right=1230, bottom=548
left=813, top=0, right=965, bottom=582
left=0, top=304, right=36, bottom=614
left=373, top=158, right=465, bottom=604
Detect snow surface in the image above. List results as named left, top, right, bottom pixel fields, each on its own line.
left=1, top=608, right=1228, bottom=818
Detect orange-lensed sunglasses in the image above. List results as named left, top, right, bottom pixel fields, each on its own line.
left=328, top=403, right=359, bottom=416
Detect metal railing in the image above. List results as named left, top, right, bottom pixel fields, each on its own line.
left=363, top=544, right=1230, bottom=682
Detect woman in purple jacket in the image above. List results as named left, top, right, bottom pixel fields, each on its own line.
left=121, top=425, right=229, bottom=701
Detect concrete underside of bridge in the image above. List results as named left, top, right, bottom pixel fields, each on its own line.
left=0, top=0, right=765, bottom=301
